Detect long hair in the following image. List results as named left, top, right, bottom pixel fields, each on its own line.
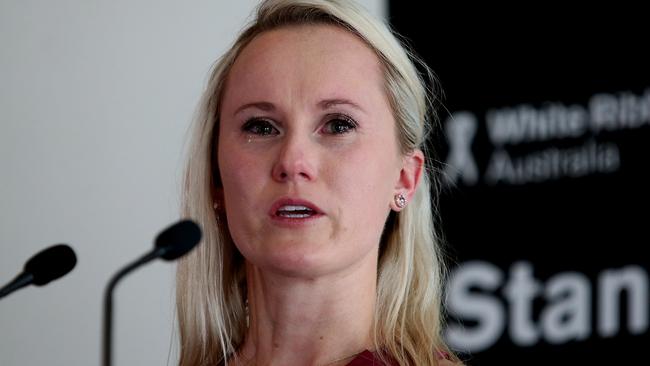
left=176, top=1, right=457, bottom=364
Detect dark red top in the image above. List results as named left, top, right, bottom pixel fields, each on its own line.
left=346, top=350, right=396, bottom=366
left=346, top=350, right=453, bottom=365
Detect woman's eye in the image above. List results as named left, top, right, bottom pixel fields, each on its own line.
left=242, top=118, right=279, bottom=136
left=322, top=116, right=357, bottom=135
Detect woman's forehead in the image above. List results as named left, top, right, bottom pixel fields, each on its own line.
left=222, top=24, right=387, bottom=114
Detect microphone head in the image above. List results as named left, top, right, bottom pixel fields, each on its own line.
left=154, top=219, right=202, bottom=261
left=24, top=244, right=77, bottom=286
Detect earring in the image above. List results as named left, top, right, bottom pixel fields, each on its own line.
left=213, top=201, right=219, bottom=210
left=394, top=193, right=407, bottom=209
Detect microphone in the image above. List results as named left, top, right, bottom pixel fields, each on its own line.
left=0, top=244, right=77, bottom=300
left=102, top=219, right=202, bottom=366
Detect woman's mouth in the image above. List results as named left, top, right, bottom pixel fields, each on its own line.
left=275, top=205, right=316, bottom=218
left=269, top=198, right=324, bottom=225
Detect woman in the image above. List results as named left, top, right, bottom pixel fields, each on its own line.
left=177, top=0, right=460, bottom=365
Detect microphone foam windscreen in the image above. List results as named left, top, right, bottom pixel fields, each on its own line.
left=24, top=244, right=77, bottom=286
left=155, top=219, right=202, bottom=261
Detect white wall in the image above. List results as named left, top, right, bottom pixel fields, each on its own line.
left=0, top=1, right=386, bottom=365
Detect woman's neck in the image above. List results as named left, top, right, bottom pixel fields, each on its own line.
left=235, top=255, right=378, bottom=366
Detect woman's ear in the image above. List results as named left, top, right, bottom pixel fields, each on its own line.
left=212, top=188, right=224, bottom=209
left=390, top=149, right=424, bottom=211
left=210, top=174, right=225, bottom=211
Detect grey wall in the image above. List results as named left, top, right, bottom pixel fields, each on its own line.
left=0, top=1, right=386, bottom=365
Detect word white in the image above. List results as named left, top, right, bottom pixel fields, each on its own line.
left=486, top=89, right=650, bottom=146
left=445, top=261, right=649, bottom=352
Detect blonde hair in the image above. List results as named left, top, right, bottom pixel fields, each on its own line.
left=176, top=0, right=458, bottom=365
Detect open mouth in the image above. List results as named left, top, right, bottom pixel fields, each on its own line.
left=270, top=198, right=323, bottom=222
left=275, top=205, right=316, bottom=218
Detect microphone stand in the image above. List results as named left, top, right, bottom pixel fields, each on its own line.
left=0, top=273, right=33, bottom=300
left=102, top=248, right=164, bottom=366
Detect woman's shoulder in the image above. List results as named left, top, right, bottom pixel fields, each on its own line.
left=436, top=359, right=464, bottom=366
left=436, top=351, right=464, bottom=366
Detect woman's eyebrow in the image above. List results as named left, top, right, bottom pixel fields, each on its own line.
left=234, top=101, right=275, bottom=115
left=319, top=98, right=366, bottom=113
left=233, top=99, right=365, bottom=115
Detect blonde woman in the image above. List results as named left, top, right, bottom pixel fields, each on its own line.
left=177, top=1, right=461, bottom=365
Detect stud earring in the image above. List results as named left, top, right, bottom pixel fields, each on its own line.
left=213, top=201, right=219, bottom=210
left=395, top=193, right=407, bottom=209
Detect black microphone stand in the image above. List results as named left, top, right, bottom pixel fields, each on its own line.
left=102, top=248, right=163, bottom=366
left=0, top=273, right=33, bottom=299
left=102, top=219, right=200, bottom=366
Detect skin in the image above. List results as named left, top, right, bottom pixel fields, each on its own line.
left=217, top=24, right=423, bottom=366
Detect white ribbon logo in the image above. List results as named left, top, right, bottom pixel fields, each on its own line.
left=444, top=111, right=479, bottom=186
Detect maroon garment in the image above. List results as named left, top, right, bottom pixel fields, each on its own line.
left=346, top=350, right=453, bottom=366
left=346, top=350, right=396, bottom=366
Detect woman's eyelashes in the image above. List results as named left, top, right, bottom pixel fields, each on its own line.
left=242, top=118, right=279, bottom=136
left=321, top=114, right=358, bottom=135
left=240, top=114, right=358, bottom=137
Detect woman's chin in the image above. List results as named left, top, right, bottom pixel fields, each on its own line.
left=240, top=242, right=342, bottom=279
left=259, top=247, right=333, bottom=278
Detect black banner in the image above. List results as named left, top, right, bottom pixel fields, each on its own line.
left=389, top=4, right=649, bottom=365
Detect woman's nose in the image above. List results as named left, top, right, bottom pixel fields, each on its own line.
left=271, top=132, right=316, bottom=183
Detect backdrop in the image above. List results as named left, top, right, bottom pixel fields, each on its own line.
left=389, top=3, right=650, bottom=365
left=0, top=1, right=386, bottom=365
left=5, top=2, right=646, bottom=366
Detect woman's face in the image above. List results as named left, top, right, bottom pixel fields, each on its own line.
left=218, top=25, right=421, bottom=277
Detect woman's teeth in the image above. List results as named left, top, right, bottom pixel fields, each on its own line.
left=277, top=205, right=314, bottom=218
